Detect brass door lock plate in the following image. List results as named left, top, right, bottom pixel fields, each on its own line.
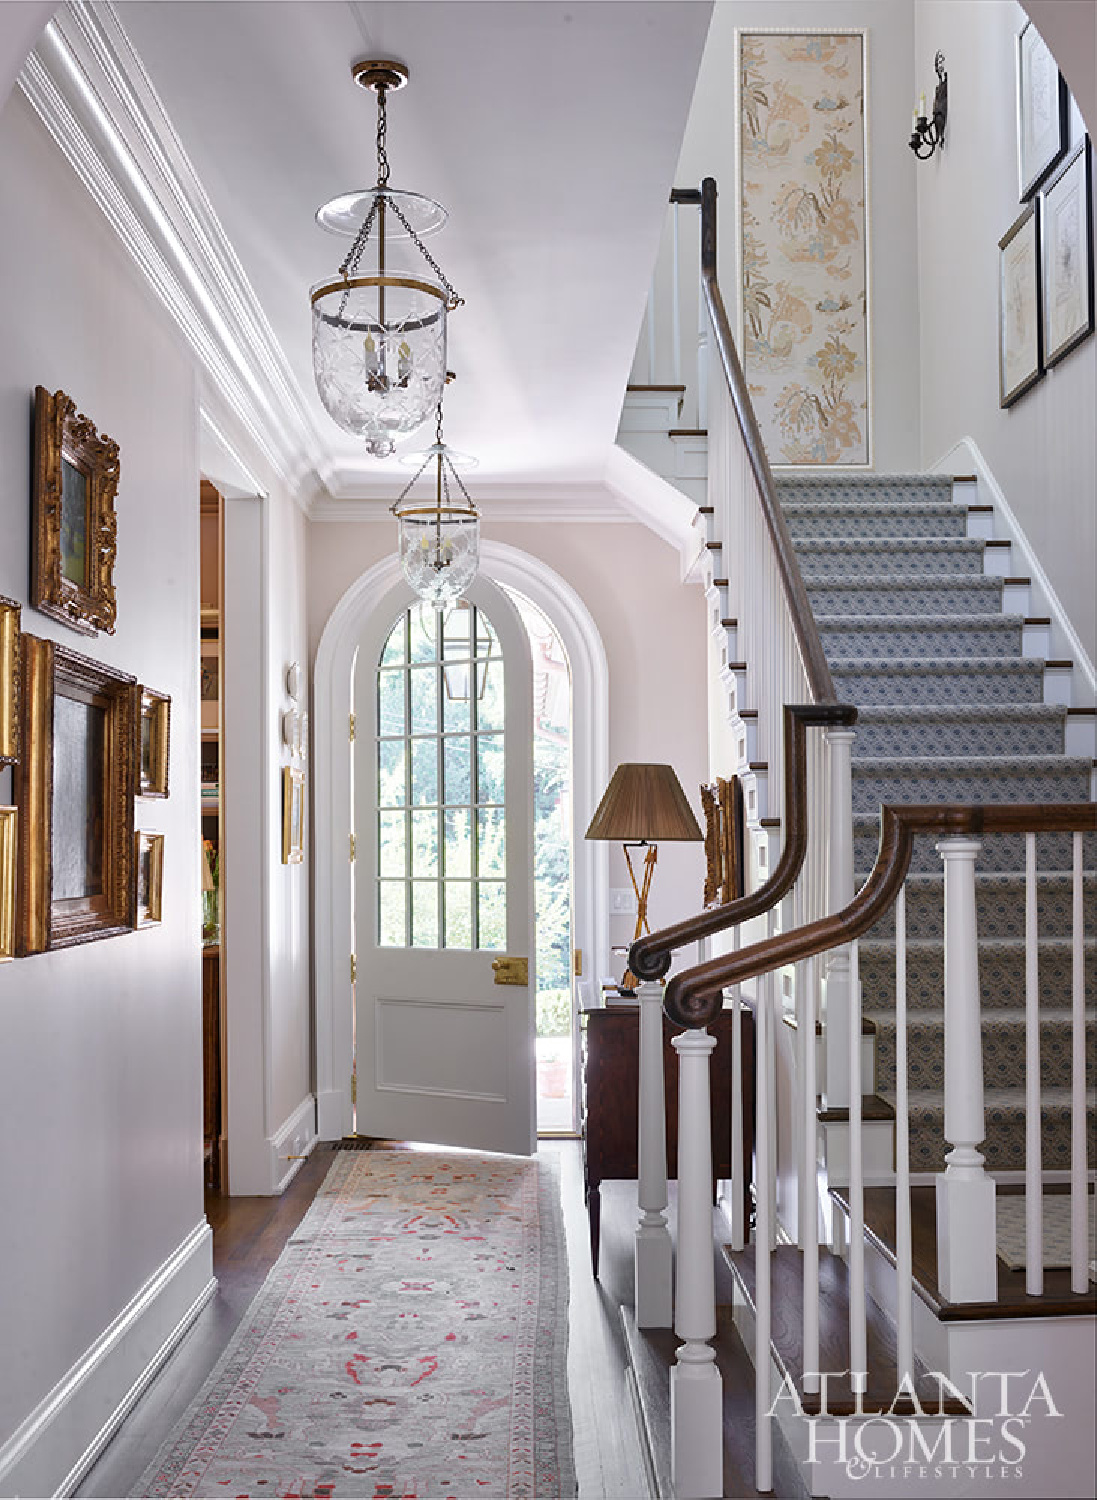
left=491, top=956, right=529, bottom=986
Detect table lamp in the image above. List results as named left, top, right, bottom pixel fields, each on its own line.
left=585, top=762, right=702, bottom=992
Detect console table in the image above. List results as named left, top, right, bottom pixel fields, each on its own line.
left=580, top=1004, right=753, bottom=1275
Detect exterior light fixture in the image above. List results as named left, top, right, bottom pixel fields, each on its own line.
left=910, top=52, right=947, bottom=160
left=310, top=60, right=463, bottom=457
left=391, top=404, right=480, bottom=606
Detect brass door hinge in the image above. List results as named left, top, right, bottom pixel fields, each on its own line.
left=349, top=833, right=357, bottom=862
left=350, top=954, right=357, bottom=983
left=348, top=712, right=357, bottom=742
left=573, top=947, right=583, bottom=977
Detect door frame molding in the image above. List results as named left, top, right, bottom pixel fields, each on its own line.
left=312, top=541, right=609, bottom=1140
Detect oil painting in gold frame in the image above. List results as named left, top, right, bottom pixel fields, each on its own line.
left=700, top=775, right=744, bottom=910
left=134, top=831, right=164, bottom=927
left=137, top=687, right=171, bottom=798
left=0, top=594, right=19, bottom=765
left=31, top=386, right=120, bottom=636
left=282, top=765, right=305, bottom=865
left=15, top=635, right=136, bottom=952
left=0, top=806, right=15, bottom=961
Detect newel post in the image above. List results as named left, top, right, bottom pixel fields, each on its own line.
left=670, top=1027, right=723, bottom=1499
left=935, top=837, right=997, bottom=1302
left=822, top=728, right=856, bottom=1108
left=635, top=979, right=673, bottom=1328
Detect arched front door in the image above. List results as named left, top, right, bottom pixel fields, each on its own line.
left=352, top=574, right=535, bottom=1155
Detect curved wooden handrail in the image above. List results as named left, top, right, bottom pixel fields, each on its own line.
left=663, top=801, right=1097, bottom=1028
left=694, top=176, right=838, bottom=706
left=628, top=702, right=856, bottom=982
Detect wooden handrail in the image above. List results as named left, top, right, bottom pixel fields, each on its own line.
left=694, top=176, right=838, bottom=706
left=663, top=801, right=1097, bottom=1028
left=628, top=703, right=856, bottom=981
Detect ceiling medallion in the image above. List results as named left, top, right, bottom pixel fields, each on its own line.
left=310, top=60, right=463, bottom=458
left=391, top=402, right=480, bottom=606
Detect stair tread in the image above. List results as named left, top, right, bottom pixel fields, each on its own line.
left=855, top=703, right=1065, bottom=719
left=804, top=572, right=1003, bottom=585
left=852, top=752, right=1094, bottom=772
left=860, top=934, right=1095, bottom=953
left=831, top=655, right=1043, bottom=669
left=819, top=613, right=1023, bottom=627
left=865, top=1004, right=1088, bottom=1023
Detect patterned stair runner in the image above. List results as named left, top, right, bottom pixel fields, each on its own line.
left=775, top=472, right=1096, bottom=1174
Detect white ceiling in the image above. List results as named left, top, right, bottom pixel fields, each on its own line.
left=112, top=0, right=713, bottom=504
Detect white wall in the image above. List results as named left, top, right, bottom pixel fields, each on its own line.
left=916, top=0, right=1096, bottom=658
left=668, top=0, right=923, bottom=471
left=0, top=91, right=210, bottom=1494
left=306, top=517, right=711, bottom=973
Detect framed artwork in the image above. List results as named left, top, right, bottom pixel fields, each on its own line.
left=1040, top=140, right=1094, bottom=368
left=700, top=775, right=744, bottom=909
left=136, top=687, right=171, bottom=798
left=1016, top=22, right=1068, bottom=200
left=200, top=642, right=219, bottom=731
left=133, top=831, right=164, bottom=927
left=0, top=595, right=19, bottom=766
left=736, top=29, right=872, bottom=466
left=999, top=202, right=1043, bottom=408
left=282, top=765, right=305, bottom=865
left=31, top=387, right=120, bottom=636
left=0, top=806, right=14, bottom=961
left=15, top=635, right=136, bottom=953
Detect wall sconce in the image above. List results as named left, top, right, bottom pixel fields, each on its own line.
left=910, top=52, right=947, bottom=159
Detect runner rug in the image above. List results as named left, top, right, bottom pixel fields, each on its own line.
left=134, top=1149, right=575, bottom=1498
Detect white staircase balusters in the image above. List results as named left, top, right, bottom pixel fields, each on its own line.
left=728, top=932, right=746, bottom=1252
left=802, top=952, right=820, bottom=1397
left=847, top=938, right=868, bottom=1393
left=1071, top=831, right=1088, bottom=1294
left=754, top=979, right=774, bottom=1494
left=635, top=978, right=673, bottom=1329
left=670, top=1027, right=724, bottom=1500
left=671, top=203, right=682, bottom=392
left=1025, top=832, right=1044, bottom=1297
left=894, top=883, right=914, bottom=1382
left=935, top=836, right=998, bottom=1303
left=823, top=727, right=856, bottom=1110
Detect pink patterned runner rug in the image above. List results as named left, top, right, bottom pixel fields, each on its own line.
left=135, top=1149, right=575, bottom=1499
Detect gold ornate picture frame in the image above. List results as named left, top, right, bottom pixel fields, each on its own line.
left=0, top=595, right=19, bottom=765
left=15, top=635, right=136, bottom=952
left=133, top=831, right=164, bottom=927
left=31, top=386, right=120, bottom=636
left=282, top=765, right=305, bottom=865
left=0, top=806, right=15, bottom=961
left=137, top=687, right=171, bottom=798
left=700, top=775, right=744, bottom=909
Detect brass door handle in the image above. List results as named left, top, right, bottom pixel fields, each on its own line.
left=491, top=956, right=529, bottom=986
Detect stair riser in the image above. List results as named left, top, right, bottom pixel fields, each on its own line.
left=855, top=828, right=1097, bottom=876
left=852, top=765, right=1092, bottom=814
left=823, top=621, right=1023, bottom=660
left=783, top=505, right=968, bottom=541
left=898, top=1101, right=1096, bottom=1173
left=853, top=715, right=1065, bottom=757
left=834, top=663, right=1046, bottom=705
left=872, top=1015, right=1097, bottom=1092
left=794, top=539, right=986, bottom=577
left=859, top=944, right=1097, bottom=1013
left=806, top=580, right=1004, bottom=616
left=777, top=477, right=957, bottom=506
left=867, top=875, right=1097, bottom=940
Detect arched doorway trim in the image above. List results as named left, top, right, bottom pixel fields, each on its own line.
left=312, top=543, right=609, bottom=1141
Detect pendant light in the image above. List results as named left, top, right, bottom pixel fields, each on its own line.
left=392, top=403, right=480, bottom=606
left=310, top=60, right=462, bottom=457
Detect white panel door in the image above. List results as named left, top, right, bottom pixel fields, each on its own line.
left=353, top=575, right=535, bottom=1155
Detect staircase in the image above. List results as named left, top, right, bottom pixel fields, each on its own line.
left=773, top=471, right=1097, bottom=1179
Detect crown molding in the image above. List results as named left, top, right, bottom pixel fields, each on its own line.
left=307, top=480, right=634, bottom=525
left=17, top=1, right=326, bottom=501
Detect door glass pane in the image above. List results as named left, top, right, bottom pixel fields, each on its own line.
left=475, top=612, right=496, bottom=659
left=411, top=738, right=438, bottom=806
left=381, top=615, right=407, bottom=666
left=444, top=735, right=471, bottom=806
left=409, top=667, right=438, bottom=735
left=378, top=740, right=406, bottom=808
left=412, top=809, right=439, bottom=878
left=477, top=658, right=504, bottom=732
left=411, top=881, right=439, bottom=947
left=478, top=882, right=506, bottom=950
left=477, top=734, right=504, bottom=805
left=444, top=808, right=472, bottom=877
left=442, top=602, right=471, bottom=656
left=378, top=670, right=405, bottom=736
left=478, top=808, right=506, bottom=879
left=444, top=881, right=473, bottom=949
left=410, top=601, right=437, bottom=662
left=378, top=881, right=406, bottom=946
left=378, top=810, right=406, bottom=877
left=442, top=677, right=471, bottom=733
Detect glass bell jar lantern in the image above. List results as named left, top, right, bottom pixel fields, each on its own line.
left=392, top=405, right=480, bottom=606
left=310, top=60, right=463, bottom=458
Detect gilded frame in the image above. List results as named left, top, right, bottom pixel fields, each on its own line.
left=15, top=636, right=136, bottom=953
left=700, top=775, right=744, bottom=909
left=0, top=806, right=15, bottom=961
left=137, top=686, right=171, bottom=798
left=31, top=386, right=120, bottom=636
left=0, top=594, right=19, bottom=765
left=133, top=830, right=164, bottom=927
left=282, top=765, right=305, bottom=865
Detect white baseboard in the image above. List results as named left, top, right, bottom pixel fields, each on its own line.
left=269, top=1093, right=318, bottom=1194
left=0, top=1219, right=214, bottom=1498
left=316, top=1087, right=349, bottom=1142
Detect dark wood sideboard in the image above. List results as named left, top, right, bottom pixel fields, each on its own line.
left=581, top=1004, right=754, bottom=1275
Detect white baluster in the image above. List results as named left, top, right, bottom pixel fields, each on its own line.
left=823, top=729, right=856, bottom=1109
left=635, top=979, right=673, bottom=1328
left=895, top=885, right=914, bottom=1381
left=646, top=273, right=657, bottom=383
left=803, top=953, right=820, bottom=1397
left=1071, top=832, right=1088, bottom=1294
left=755, top=982, right=773, bottom=1494
left=671, top=1027, right=723, bottom=1499
left=671, top=203, right=683, bottom=392
left=848, top=939, right=867, bottom=1393
left=1025, top=833, right=1044, bottom=1297
left=697, top=276, right=709, bottom=429
left=935, top=837, right=997, bottom=1302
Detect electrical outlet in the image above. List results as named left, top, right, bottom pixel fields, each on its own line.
left=611, top=887, right=637, bottom=915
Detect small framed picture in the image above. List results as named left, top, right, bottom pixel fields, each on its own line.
left=0, top=595, right=19, bottom=766
left=282, top=765, right=305, bottom=865
left=134, top=830, right=164, bottom=927
left=1040, top=140, right=1094, bottom=368
left=136, top=687, right=171, bottom=798
left=1016, top=21, right=1068, bottom=200
left=999, top=202, right=1043, bottom=407
left=200, top=642, right=219, bottom=731
left=0, top=805, right=15, bottom=961
left=31, top=387, right=120, bottom=636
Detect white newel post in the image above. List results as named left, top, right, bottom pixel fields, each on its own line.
left=671, top=1027, right=723, bottom=1500
left=935, top=837, right=997, bottom=1302
left=823, top=729, right=855, bottom=1108
left=635, top=979, right=673, bottom=1328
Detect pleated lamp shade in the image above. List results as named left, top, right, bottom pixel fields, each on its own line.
left=585, top=763, right=702, bottom=842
